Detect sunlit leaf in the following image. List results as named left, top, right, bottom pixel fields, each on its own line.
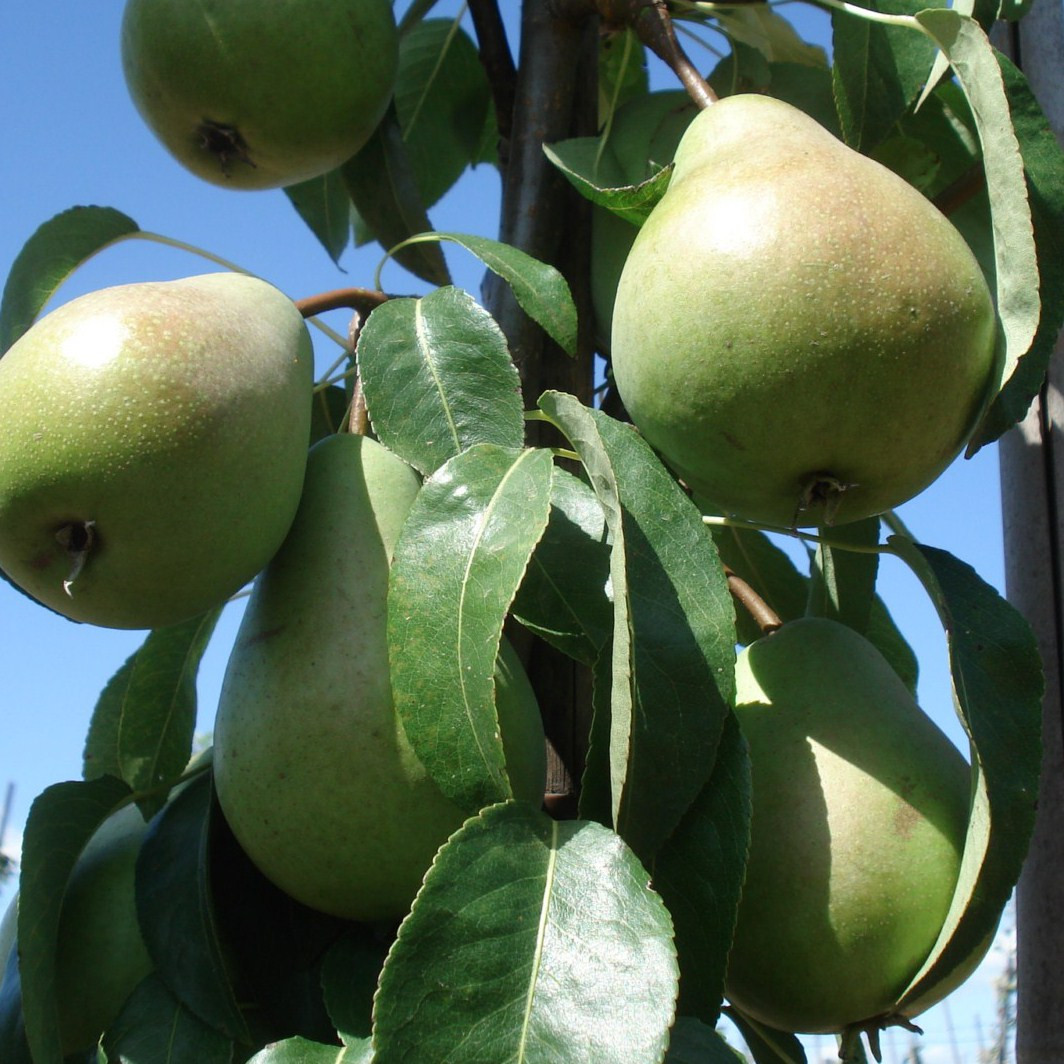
left=373, top=803, right=677, bottom=1063
left=357, top=286, right=524, bottom=475
left=388, top=445, right=554, bottom=812
left=83, top=609, right=221, bottom=815
left=0, top=206, right=138, bottom=353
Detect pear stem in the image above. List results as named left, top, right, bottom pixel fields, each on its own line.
left=806, top=0, right=925, bottom=32
left=703, top=514, right=900, bottom=555
left=623, top=0, right=719, bottom=107
left=725, top=564, right=784, bottom=633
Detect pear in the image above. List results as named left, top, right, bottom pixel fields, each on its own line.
left=611, top=94, right=998, bottom=527
left=0, top=803, right=154, bottom=1055
left=0, top=273, right=313, bottom=629
left=213, top=433, right=547, bottom=922
left=121, top=0, right=398, bottom=190
left=725, top=617, right=981, bottom=1033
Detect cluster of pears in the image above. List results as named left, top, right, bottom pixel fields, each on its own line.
left=120, top=0, right=399, bottom=189
left=610, top=93, right=1000, bottom=527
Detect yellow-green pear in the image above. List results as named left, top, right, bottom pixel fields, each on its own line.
left=0, top=804, right=154, bottom=1055
left=213, top=433, right=547, bottom=922
left=0, top=273, right=313, bottom=629
left=725, top=617, right=983, bottom=1033
left=611, top=95, right=998, bottom=527
left=121, top=0, right=398, bottom=189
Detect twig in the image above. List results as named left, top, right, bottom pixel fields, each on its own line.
left=628, top=1, right=718, bottom=107
left=294, top=287, right=390, bottom=319
left=724, top=564, right=783, bottom=634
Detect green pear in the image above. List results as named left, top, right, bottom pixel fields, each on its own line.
left=121, top=0, right=398, bottom=190
left=0, top=273, right=313, bottom=629
left=0, top=804, right=154, bottom=1055
left=725, top=617, right=982, bottom=1034
left=611, top=94, right=998, bottom=527
left=213, top=433, right=547, bottom=922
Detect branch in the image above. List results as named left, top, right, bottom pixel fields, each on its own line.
left=468, top=0, right=518, bottom=155
left=294, top=286, right=390, bottom=319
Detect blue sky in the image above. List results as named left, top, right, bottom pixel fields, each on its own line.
left=0, top=3, right=1014, bottom=1060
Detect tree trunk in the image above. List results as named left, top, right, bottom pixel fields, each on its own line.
left=998, top=3, right=1064, bottom=1059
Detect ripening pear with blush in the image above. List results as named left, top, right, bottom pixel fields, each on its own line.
left=611, top=94, right=999, bottom=527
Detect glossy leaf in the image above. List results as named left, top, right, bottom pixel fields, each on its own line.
left=538, top=392, right=736, bottom=863
left=357, top=286, right=524, bottom=475
left=101, top=974, right=235, bottom=1064
left=82, top=609, right=221, bottom=814
left=248, top=1038, right=372, bottom=1064
left=806, top=517, right=880, bottom=633
left=388, top=445, right=554, bottom=812
left=341, top=107, right=450, bottom=286
left=915, top=11, right=1039, bottom=415
left=136, top=772, right=250, bottom=1043
left=15, top=776, right=134, bottom=1064
left=653, top=714, right=751, bottom=1026
left=511, top=467, right=612, bottom=665
left=397, top=232, right=579, bottom=357
left=713, top=7, right=828, bottom=67
left=970, top=53, right=1064, bottom=446
left=373, top=802, right=678, bottom=1064
left=890, top=540, right=1042, bottom=1009
left=0, top=206, right=138, bottom=353
left=544, top=139, right=673, bottom=225
left=393, top=19, right=492, bottom=208
left=285, top=172, right=351, bottom=265
left=831, top=0, right=939, bottom=152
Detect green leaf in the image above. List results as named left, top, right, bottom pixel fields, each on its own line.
left=0, top=945, right=30, bottom=1064
left=388, top=445, right=554, bottom=813
left=914, top=11, right=1039, bottom=415
left=101, top=974, right=235, bottom=1063
left=889, top=540, right=1042, bottom=1009
left=969, top=52, right=1064, bottom=447
left=310, top=384, right=352, bottom=445
left=372, top=803, right=678, bottom=1064
left=248, top=1038, right=372, bottom=1064
left=831, top=0, right=940, bottom=152
left=511, top=468, right=612, bottom=665
left=598, top=28, right=649, bottom=124
left=538, top=393, right=736, bottom=863
left=653, top=713, right=751, bottom=1026
left=713, top=8, right=828, bottom=67
left=806, top=517, right=880, bottom=632
left=0, top=206, right=139, bottom=353
left=543, top=139, right=673, bottom=225
left=16, top=776, right=134, bottom=1064
left=341, top=107, right=450, bottom=286
left=285, top=172, right=352, bottom=265
left=393, top=19, right=492, bottom=208
left=356, top=286, right=524, bottom=475
left=82, top=609, right=221, bottom=814
left=136, top=772, right=251, bottom=1043
left=721, top=1007, right=807, bottom=1064
left=393, top=233, right=579, bottom=357
left=665, top=1018, right=747, bottom=1063
left=321, top=931, right=386, bottom=1045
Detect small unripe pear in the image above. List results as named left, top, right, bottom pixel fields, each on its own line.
left=726, top=618, right=981, bottom=1033
left=214, top=433, right=547, bottom=922
left=0, top=273, right=313, bottom=629
left=121, top=0, right=399, bottom=190
left=611, top=95, right=998, bottom=526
